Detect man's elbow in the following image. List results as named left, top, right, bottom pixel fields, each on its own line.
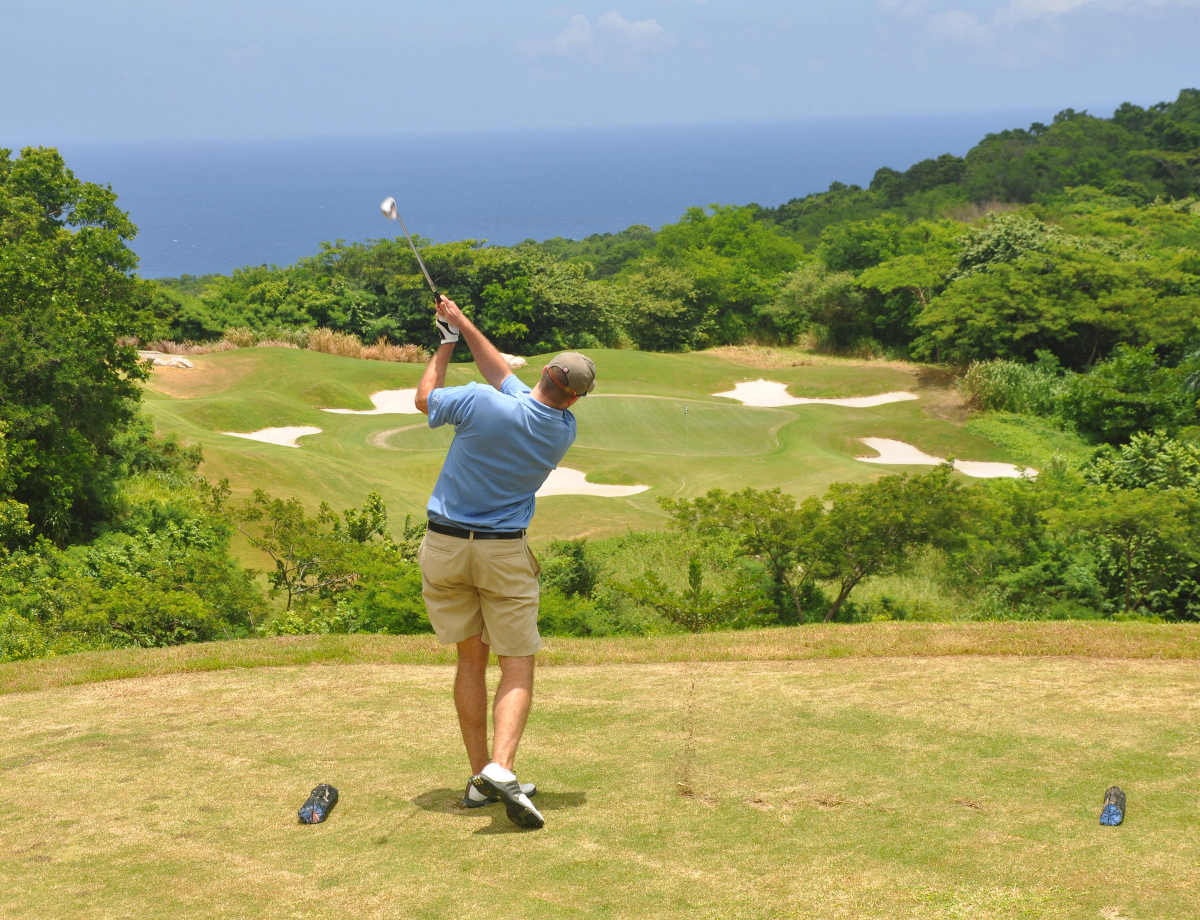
left=415, top=391, right=430, bottom=415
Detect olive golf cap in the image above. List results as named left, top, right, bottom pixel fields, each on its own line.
left=545, top=352, right=597, bottom=397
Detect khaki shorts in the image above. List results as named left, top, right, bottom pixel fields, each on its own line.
left=418, top=528, right=543, bottom=657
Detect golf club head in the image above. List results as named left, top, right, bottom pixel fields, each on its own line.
left=379, top=196, right=397, bottom=220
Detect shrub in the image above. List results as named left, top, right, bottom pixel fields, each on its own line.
left=541, top=538, right=601, bottom=598
left=222, top=327, right=258, bottom=348
left=1060, top=345, right=1196, bottom=444
left=957, top=353, right=1067, bottom=415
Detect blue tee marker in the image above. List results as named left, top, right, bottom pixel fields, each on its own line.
left=298, top=783, right=339, bottom=824
left=1099, top=785, right=1125, bottom=826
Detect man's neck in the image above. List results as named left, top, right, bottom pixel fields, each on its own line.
left=530, top=384, right=564, bottom=410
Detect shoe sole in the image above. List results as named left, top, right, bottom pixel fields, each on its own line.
left=462, top=783, right=538, bottom=809
left=473, top=776, right=544, bottom=829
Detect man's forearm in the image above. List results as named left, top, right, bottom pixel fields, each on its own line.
left=415, top=343, right=455, bottom=414
left=455, top=314, right=512, bottom=391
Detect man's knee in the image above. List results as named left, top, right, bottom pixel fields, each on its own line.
left=457, top=634, right=490, bottom=669
left=497, top=653, right=535, bottom=682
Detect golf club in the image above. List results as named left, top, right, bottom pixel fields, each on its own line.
left=379, top=196, right=441, bottom=306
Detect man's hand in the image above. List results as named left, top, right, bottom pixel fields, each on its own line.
left=436, top=296, right=513, bottom=391
left=436, top=295, right=467, bottom=330
left=434, top=308, right=460, bottom=346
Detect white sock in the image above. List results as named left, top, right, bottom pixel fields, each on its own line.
left=481, top=762, right=516, bottom=783
left=467, top=783, right=489, bottom=802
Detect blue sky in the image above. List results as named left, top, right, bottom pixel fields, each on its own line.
left=3, top=0, right=1198, bottom=141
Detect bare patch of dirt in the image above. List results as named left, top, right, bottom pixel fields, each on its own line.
left=915, top=366, right=969, bottom=421
left=705, top=345, right=920, bottom=372
left=146, top=358, right=250, bottom=399
left=953, top=798, right=987, bottom=812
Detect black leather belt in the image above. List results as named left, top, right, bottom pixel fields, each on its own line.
left=427, top=520, right=526, bottom=540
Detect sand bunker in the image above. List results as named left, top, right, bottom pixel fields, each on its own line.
left=856, top=438, right=1036, bottom=479
left=714, top=379, right=918, bottom=408
left=536, top=467, right=649, bottom=498
left=223, top=426, right=323, bottom=448
left=322, top=389, right=419, bottom=415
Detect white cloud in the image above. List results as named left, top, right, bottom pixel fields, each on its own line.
left=875, top=0, right=929, bottom=14
left=515, top=13, right=594, bottom=57
left=928, top=9, right=993, bottom=40
left=597, top=11, right=673, bottom=47
left=880, top=0, right=1199, bottom=41
left=516, top=10, right=674, bottom=59
left=997, top=0, right=1199, bottom=22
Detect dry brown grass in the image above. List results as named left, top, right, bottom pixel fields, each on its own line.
left=141, top=328, right=427, bottom=364
left=222, top=326, right=260, bottom=348
left=3, top=622, right=1197, bottom=696
left=307, top=327, right=363, bottom=358
left=2, top=655, right=1197, bottom=918
left=144, top=339, right=237, bottom=355
left=361, top=337, right=428, bottom=363
left=705, top=344, right=920, bottom=372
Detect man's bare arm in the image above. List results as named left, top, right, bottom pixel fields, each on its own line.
left=436, top=297, right=512, bottom=391
left=415, top=342, right=456, bottom=415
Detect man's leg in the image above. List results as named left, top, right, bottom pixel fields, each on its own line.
left=491, top=654, right=535, bottom=771
left=454, top=635, right=490, bottom=775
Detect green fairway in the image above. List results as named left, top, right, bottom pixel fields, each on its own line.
left=142, top=347, right=1016, bottom=542
left=3, top=630, right=1198, bottom=919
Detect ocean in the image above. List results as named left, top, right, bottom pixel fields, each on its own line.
left=58, top=110, right=1055, bottom=279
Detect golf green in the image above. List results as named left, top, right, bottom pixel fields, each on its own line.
left=142, top=347, right=1016, bottom=542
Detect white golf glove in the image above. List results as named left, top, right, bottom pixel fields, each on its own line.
left=435, top=314, right=460, bottom=346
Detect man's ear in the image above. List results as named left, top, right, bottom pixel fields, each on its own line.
left=565, top=395, right=581, bottom=409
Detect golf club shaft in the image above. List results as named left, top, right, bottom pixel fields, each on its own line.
left=393, top=211, right=440, bottom=303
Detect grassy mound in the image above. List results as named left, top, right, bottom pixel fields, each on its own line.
left=143, top=347, right=1013, bottom=542
left=2, top=627, right=1198, bottom=919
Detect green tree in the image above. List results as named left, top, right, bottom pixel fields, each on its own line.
left=618, top=260, right=710, bottom=351
left=1060, top=345, right=1196, bottom=444
left=541, top=538, right=601, bottom=598
left=813, top=466, right=966, bottom=621
left=760, top=263, right=864, bottom=347
left=661, top=487, right=822, bottom=623
left=1084, top=432, right=1200, bottom=490
left=1052, top=488, right=1200, bottom=617
left=235, top=491, right=365, bottom=610
left=621, top=556, right=758, bottom=632
left=0, top=147, right=151, bottom=544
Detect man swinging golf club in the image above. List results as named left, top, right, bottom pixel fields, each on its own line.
left=415, top=294, right=595, bottom=830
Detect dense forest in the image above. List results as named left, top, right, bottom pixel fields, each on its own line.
left=2, top=89, right=1199, bottom=661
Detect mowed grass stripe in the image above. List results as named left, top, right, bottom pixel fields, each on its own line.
left=2, top=622, right=1198, bottom=695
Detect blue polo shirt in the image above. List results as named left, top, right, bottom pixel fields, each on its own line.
left=426, top=375, right=576, bottom=532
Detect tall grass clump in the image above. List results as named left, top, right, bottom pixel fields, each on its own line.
left=307, top=328, right=363, bottom=358
left=145, top=339, right=237, bottom=355
left=957, top=356, right=1068, bottom=416
left=362, top=338, right=428, bottom=363
left=141, top=328, right=426, bottom=364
